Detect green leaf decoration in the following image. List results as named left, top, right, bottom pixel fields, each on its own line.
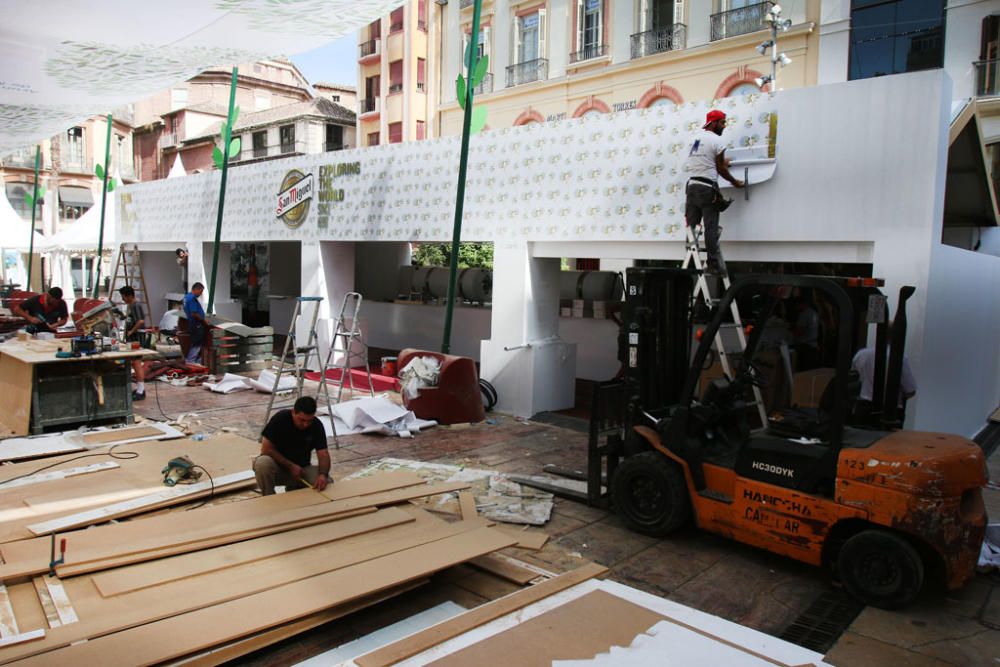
left=23, top=193, right=33, bottom=207
left=107, top=178, right=117, bottom=193
left=228, top=137, right=241, bottom=158
left=219, top=122, right=229, bottom=140
left=212, top=145, right=224, bottom=169
left=456, top=74, right=467, bottom=110
left=473, top=55, right=489, bottom=87
left=471, top=105, right=488, bottom=134
left=464, top=41, right=474, bottom=70
left=95, top=163, right=105, bottom=180
left=231, top=105, right=240, bottom=128
left=37, top=186, right=45, bottom=200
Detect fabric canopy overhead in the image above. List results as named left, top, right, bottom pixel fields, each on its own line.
left=0, top=191, right=45, bottom=251
left=40, top=196, right=115, bottom=252
left=0, top=0, right=400, bottom=154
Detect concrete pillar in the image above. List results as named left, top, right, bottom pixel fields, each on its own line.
left=480, top=241, right=576, bottom=417
left=310, top=240, right=358, bottom=369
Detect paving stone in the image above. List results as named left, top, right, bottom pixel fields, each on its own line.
left=847, top=603, right=986, bottom=649
left=825, top=631, right=953, bottom=667
left=912, top=628, right=1000, bottom=666
left=610, top=542, right=707, bottom=597
left=556, top=516, right=659, bottom=567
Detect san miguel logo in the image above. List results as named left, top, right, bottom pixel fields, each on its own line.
left=276, top=169, right=314, bottom=228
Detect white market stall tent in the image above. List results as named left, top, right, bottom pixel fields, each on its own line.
left=0, top=191, right=45, bottom=290
left=39, top=198, right=117, bottom=304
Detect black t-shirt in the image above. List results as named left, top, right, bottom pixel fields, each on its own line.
left=125, top=302, right=146, bottom=342
left=21, top=294, right=68, bottom=324
left=260, top=409, right=327, bottom=468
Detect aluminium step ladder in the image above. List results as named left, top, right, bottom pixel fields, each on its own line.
left=682, top=225, right=768, bottom=428
left=263, top=296, right=340, bottom=448
left=321, top=292, right=375, bottom=404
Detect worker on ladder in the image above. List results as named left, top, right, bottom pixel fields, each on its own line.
left=685, top=110, right=745, bottom=274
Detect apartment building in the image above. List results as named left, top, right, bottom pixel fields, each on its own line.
left=314, top=82, right=358, bottom=110
left=357, top=0, right=433, bottom=145
left=434, top=0, right=819, bottom=134
left=0, top=112, right=135, bottom=236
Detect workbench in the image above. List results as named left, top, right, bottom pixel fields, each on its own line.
left=0, top=339, right=154, bottom=437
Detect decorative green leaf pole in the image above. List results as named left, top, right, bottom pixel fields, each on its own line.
left=442, top=0, right=488, bottom=353
left=207, top=67, right=241, bottom=314
left=92, top=114, right=118, bottom=299
left=24, top=147, right=42, bottom=292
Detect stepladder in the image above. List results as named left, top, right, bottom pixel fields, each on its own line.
left=682, top=224, right=769, bottom=428
left=322, top=292, right=374, bottom=404
left=263, top=296, right=340, bottom=448
left=108, top=244, right=152, bottom=326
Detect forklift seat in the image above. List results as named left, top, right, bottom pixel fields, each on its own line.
left=766, top=370, right=860, bottom=441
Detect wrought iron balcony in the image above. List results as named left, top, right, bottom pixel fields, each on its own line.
left=630, top=24, right=687, bottom=58
left=253, top=144, right=268, bottom=159
left=158, top=132, right=177, bottom=149
left=473, top=72, right=493, bottom=95
left=710, top=1, right=772, bottom=41
left=506, top=58, right=548, bottom=88
left=570, top=44, right=608, bottom=64
left=390, top=19, right=404, bottom=32
left=975, top=59, right=1000, bottom=97
left=325, top=142, right=345, bottom=152
left=359, top=39, right=380, bottom=58
left=389, top=83, right=404, bottom=94
left=417, top=81, right=426, bottom=92
left=1, top=150, right=42, bottom=169
left=360, top=97, right=381, bottom=114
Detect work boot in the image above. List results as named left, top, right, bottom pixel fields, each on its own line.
left=132, top=391, right=146, bottom=401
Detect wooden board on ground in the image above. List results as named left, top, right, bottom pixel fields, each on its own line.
left=0, top=354, right=33, bottom=438
left=2, top=524, right=517, bottom=665
left=494, top=526, right=549, bottom=551
left=354, top=563, right=608, bottom=667
left=458, top=492, right=477, bottom=520
left=0, top=422, right=183, bottom=463
left=80, top=426, right=164, bottom=446
left=467, top=554, right=539, bottom=585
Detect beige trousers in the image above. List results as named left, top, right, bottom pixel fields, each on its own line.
left=253, top=455, right=320, bottom=496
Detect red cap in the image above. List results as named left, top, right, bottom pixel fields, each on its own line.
left=703, top=110, right=726, bottom=128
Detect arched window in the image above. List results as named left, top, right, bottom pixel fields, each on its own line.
left=727, top=82, right=761, bottom=97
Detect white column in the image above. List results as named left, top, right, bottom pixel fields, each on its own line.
left=480, top=241, right=576, bottom=417
left=310, top=240, right=357, bottom=369
left=817, top=0, right=851, bottom=85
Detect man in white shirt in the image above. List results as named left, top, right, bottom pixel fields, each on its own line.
left=851, top=344, right=917, bottom=423
left=685, top=110, right=745, bottom=273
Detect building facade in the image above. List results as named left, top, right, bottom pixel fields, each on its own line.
left=0, top=112, right=135, bottom=237
left=433, top=0, right=819, bottom=135
left=357, top=0, right=433, bottom=145
left=314, top=82, right=358, bottom=110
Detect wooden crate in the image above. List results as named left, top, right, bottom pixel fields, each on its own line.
left=208, top=326, right=274, bottom=374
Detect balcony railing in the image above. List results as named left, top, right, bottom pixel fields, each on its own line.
left=460, top=0, right=474, bottom=8
left=570, top=44, right=609, bottom=63
left=975, top=59, right=1000, bottom=97
left=417, top=81, right=426, bottom=92
left=418, top=20, right=427, bottom=30
left=359, top=39, right=380, bottom=58
left=158, top=132, right=177, bottom=149
left=1, top=151, right=42, bottom=169
left=389, top=83, right=403, bottom=94
left=630, top=24, right=687, bottom=58
left=325, top=142, right=345, bottom=152
left=506, top=58, right=548, bottom=88
left=253, top=144, right=267, bottom=159
left=390, top=20, right=403, bottom=32
left=711, top=1, right=772, bottom=41
left=360, top=97, right=381, bottom=114
left=473, top=72, right=494, bottom=95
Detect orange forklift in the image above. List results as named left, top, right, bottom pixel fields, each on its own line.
left=582, top=270, right=987, bottom=609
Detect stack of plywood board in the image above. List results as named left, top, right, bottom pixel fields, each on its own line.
left=352, top=574, right=834, bottom=667
left=0, top=468, right=533, bottom=665
left=0, top=422, right=184, bottom=463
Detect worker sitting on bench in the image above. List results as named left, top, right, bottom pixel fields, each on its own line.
left=254, top=396, right=330, bottom=495
left=14, top=287, right=68, bottom=334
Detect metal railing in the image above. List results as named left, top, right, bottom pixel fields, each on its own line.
left=506, top=58, right=548, bottom=87
left=359, top=39, right=380, bottom=58
left=360, top=98, right=381, bottom=114
left=417, top=81, right=426, bottom=92
left=236, top=139, right=308, bottom=162
left=325, top=142, right=345, bottom=152
left=975, top=59, right=999, bottom=96
left=390, top=20, right=403, bottom=32
left=389, top=83, right=404, bottom=94
left=1, top=150, right=42, bottom=169
left=570, top=44, right=608, bottom=63
left=253, top=144, right=268, bottom=159
left=158, top=132, right=177, bottom=149
left=474, top=72, right=494, bottom=95
left=710, top=1, right=772, bottom=41
left=630, top=24, right=687, bottom=58
left=418, top=20, right=427, bottom=30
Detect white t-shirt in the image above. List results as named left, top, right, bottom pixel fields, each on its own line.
left=851, top=346, right=917, bottom=404
left=686, top=130, right=727, bottom=181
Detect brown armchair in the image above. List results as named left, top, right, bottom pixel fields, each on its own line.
left=397, top=348, right=485, bottom=425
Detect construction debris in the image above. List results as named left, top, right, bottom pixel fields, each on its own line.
left=347, top=458, right=554, bottom=525
left=320, top=396, right=436, bottom=439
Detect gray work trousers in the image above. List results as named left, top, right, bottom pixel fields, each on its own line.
left=253, top=455, right=321, bottom=495
left=685, top=182, right=723, bottom=269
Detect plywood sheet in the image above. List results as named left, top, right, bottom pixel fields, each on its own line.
left=81, top=426, right=163, bottom=446
left=495, top=526, right=549, bottom=551
left=468, top=554, right=539, bottom=585
left=0, top=524, right=516, bottom=664
left=8, top=527, right=515, bottom=666
left=0, top=341, right=152, bottom=366
left=355, top=563, right=608, bottom=667
left=426, top=590, right=663, bottom=667
left=0, top=355, right=33, bottom=438
left=92, top=507, right=414, bottom=597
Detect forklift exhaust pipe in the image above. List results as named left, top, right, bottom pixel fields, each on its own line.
left=882, top=286, right=917, bottom=428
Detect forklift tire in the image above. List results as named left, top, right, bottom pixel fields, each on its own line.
left=837, top=529, right=924, bottom=609
left=612, top=451, right=691, bottom=537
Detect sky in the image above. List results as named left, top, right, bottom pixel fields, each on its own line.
left=290, top=31, right=359, bottom=88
